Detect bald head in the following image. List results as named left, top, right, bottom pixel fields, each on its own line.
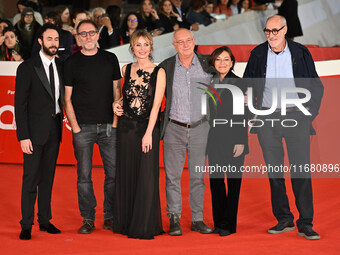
left=173, top=28, right=194, bottom=43
left=172, top=28, right=195, bottom=60
left=266, top=15, right=287, bottom=27
left=265, top=14, right=288, bottom=52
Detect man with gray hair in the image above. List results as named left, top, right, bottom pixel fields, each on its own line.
left=92, top=7, right=119, bottom=49
left=159, top=28, right=213, bottom=236
left=244, top=15, right=323, bottom=240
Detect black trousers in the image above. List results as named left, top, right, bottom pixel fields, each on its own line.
left=257, top=111, right=313, bottom=229
left=208, top=146, right=244, bottom=233
left=20, top=115, right=61, bottom=229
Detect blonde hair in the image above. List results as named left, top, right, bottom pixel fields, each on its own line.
left=129, top=29, right=154, bottom=61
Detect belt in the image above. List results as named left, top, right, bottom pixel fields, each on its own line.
left=169, top=117, right=207, bottom=129
left=262, top=106, right=309, bottom=113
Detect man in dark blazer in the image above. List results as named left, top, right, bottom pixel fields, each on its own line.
left=171, top=0, right=199, bottom=31
left=15, top=23, right=64, bottom=240
left=243, top=15, right=323, bottom=240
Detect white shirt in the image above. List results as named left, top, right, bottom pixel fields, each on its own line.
left=39, top=50, right=61, bottom=114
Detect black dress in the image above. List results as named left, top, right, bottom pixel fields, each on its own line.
left=113, top=63, right=164, bottom=239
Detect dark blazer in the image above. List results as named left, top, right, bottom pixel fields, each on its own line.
left=171, top=3, right=191, bottom=29
left=207, top=71, right=249, bottom=155
left=158, top=13, right=178, bottom=34
left=15, top=53, right=64, bottom=145
left=278, top=0, right=303, bottom=38
left=243, top=38, right=324, bottom=134
left=158, top=53, right=212, bottom=139
left=98, top=26, right=120, bottom=49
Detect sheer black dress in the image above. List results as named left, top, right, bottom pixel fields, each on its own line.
left=113, top=63, right=164, bottom=239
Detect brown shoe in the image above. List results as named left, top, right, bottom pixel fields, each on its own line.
left=103, top=218, right=113, bottom=230
left=78, top=220, right=95, bottom=234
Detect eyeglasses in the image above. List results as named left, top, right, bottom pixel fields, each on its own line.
left=175, top=38, right=193, bottom=46
left=127, top=19, right=138, bottom=22
left=263, top=25, right=285, bottom=35
left=78, top=30, right=98, bottom=37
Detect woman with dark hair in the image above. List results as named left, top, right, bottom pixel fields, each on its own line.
left=14, top=7, right=41, bottom=57
left=187, top=0, right=214, bottom=26
left=0, top=19, right=13, bottom=35
left=120, top=12, right=145, bottom=45
left=54, top=5, right=72, bottom=31
left=139, top=0, right=164, bottom=36
left=158, top=0, right=181, bottom=34
left=240, top=0, right=252, bottom=13
left=213, top=0, right=233, bottom=17
left=0, top=27, right=29, bottom=61
left=0, top=19, right=13, bottom=47
left=207, top=46, right=248, bottom=237
left=113, top=29, right=166, bottom=239
left=106, top=5, right=121, bottom=30
left=105, top=5, right=122, bottom=47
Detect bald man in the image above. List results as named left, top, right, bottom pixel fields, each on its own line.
left=159, top=28, right=213, bottom=236
left=244, top=15, right=323, bottom=240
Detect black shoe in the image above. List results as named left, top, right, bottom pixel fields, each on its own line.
left=19, top=228, right=31, bottom=240
left=298, top=226, right=320, bottom=240
left=213, top=227, right=231, bottom=237
left=268, top=222, right=295, bottom=234
left=191, top=221, right=213, bottom=234
left=78, top=220, right=95, bottom=234
left=39, top=223, right=61, bottom=234
left=103, top=218, right=113, bottom=230
left=169, top=213, right=182, bottom=236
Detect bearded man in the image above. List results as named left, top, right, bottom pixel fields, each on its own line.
left=15, top=23, right=64, bottom=240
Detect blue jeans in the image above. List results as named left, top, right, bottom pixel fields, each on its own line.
left=72, top=124, right=116, bottom=221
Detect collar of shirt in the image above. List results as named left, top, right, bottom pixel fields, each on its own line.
left=268, top=40, right=288, bottom=55
left=175, top=53, right=198, bottom=68
left=39, top=50, right=55, bottom=67
left=175, top=6, right=182, bottom=17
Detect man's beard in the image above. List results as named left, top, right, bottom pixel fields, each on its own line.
left=42, top=43, right=58, bottom=56
left=83, top=40, right=97, bottom=51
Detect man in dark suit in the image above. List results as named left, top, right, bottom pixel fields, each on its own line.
left=171, top=0, right=199, bottom=31
left=243, top=15, right=323, bottom=240
left=15, top=23, right=64, bottom=240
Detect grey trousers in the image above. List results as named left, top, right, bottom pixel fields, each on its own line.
left=163, top=121, right=209, bottom=221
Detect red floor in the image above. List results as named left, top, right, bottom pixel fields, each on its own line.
left=0, top=164, right=338, bottom=255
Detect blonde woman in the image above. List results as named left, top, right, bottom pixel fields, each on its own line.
left=113, top=30, right=166, bottom=239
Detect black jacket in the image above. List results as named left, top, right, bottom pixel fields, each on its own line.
left=171, top=3, right=191, bottom=29
left=243, top=38, right=324, bottom=134
left=207, top=71, right=249, bottom=155
left=15, top=54, right=64, bottom=144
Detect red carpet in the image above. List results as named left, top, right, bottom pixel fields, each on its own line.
left=0, top=164, right=338, bottom=254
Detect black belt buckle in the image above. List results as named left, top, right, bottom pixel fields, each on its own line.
left=170, top=118, right=206, bottom=129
